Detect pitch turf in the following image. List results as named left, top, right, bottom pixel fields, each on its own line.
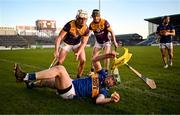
left=0, top=46, right=180, bottom=114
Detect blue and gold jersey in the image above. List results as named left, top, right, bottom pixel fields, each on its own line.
left=157, top=24, right=175, bottom=43
left=72, top=69, right=108, bottom=99
left=89, top=19, right=111, bottom=44
left=63, top=20, right=89, bottom=45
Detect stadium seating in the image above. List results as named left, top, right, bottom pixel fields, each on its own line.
left=115, top=33, right=144, bottom=46
left=0, top=35, right=28, bottom=47
left=0, top=35, right=56, bottom=48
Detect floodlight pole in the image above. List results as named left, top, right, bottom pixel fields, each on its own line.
left=99, top=0, right=101, bottom=12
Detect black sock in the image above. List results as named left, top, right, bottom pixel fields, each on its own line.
left=91, top=68, right=94, bottom=72
left=28, top=72, right=36, bottom=80
left=105, top=69, right=108, bottom=75
left=77, top=75, right=80, bottom=78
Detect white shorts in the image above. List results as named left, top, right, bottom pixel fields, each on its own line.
left=56, top=83, right=76, bottom=99
left=60, top=41, right=81, bottom=52
left=94, top=41, right=111, bottom=49
left=159, top=43, right=173, bottom=49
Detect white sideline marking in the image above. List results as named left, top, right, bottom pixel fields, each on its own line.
left=0, top=58, right=75, bottom=76
left=0, top=58, right=44, bottom=69
left=118, top=84, right=180, bottom=103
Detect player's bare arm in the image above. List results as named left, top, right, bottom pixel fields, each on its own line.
left=166, top=29, right=176, bottom=36
left=108, top=28, right=118, bottom=48
left=96, top=92, right=120, bottom=104
left=92, top=51, right=116, bottom=71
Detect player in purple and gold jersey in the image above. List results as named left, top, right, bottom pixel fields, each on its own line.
left=54, top=9, right=90, bottom=78
left=13, top=50, right=120, bottom=104
left=89, top=9, right=119, bottom=74
left=156, top=16, right=176, bottom=68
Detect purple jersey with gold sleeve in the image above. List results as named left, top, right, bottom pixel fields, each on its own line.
left=63, top=20, right=89, bottom=45
left=72, top=69, right=108, bottom=99
left=89, top=19, right=111, bottom=44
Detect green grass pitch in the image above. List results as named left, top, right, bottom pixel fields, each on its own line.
left=0, top=46, right=180, bottom=114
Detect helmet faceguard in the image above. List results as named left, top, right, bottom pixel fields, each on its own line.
left=113, top=74, right=121, bottom=85
left=105, top=74, right=121, bottom=88
left=76, top=9, right=88, bottom=19
left=75, top=9, right=88, bottom=28
left=162, top=16, right=170, bottom=25
left=91, top=9, right=100, bottom=17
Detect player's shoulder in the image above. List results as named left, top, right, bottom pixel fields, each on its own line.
left=157, top=24, right=164, bottom=29
left=168, top=24, right=175, bottom=28
left=89, top=20, right=95, bottom=27
left=100, top=18, right=109, bottom=23
left=64, top=20, right=74, bottom=27
left=101, top=18, right=107, bottom=21
left=97, top=69, right=107, bottom=77
left=65, top=20, right=73, bottom=24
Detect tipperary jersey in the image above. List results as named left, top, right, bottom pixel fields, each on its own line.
left=89, top=19, right=111, bottom=44
left=63, top=20, right=89, bottom=45
left=157, top=24, right=175, bottom=43
left=72, top=69, right=108, bottom=99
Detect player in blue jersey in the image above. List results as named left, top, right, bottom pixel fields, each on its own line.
left=13, top=51, right=120, bottom=104
left=54, top=9, right=90, bottom=78
left=89, top=9, right=119, bottom=74
left=156, top=16, right=176, bottom=68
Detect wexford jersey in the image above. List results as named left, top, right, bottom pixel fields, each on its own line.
left=89, top=19, right=111, bottom=44
left=72, top=69, right=108, bottom=99
left=157, top=24, right=175, bottom=43
left=62, top=20, right=89, bottom=45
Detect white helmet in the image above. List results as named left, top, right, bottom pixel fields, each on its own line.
left=76, top=9, right=88, bottom=19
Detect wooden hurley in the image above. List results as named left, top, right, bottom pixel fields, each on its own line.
left=125, top=63, right=157, bottom=89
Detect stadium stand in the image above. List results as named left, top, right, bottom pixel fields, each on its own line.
left=136, top=32, right=157, bottom=46
left=0, top=27, right=16, bottom=35
left=0, top=34, right=55, bottom=48
left=115, top=33, right=143, bottom=46
left=144, top=14, right=180, bottom=45
left=0, top=35, right=28, bottom=47
left=87, top=33, right=144, bottom=46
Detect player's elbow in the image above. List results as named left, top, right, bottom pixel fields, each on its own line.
left=92, top=56, right=96, bottom=63
left=95, top=94, right=107, bottom=104
left=95, top=98, right=103, bottom=104
left=172, top=32, right=176, bottom=36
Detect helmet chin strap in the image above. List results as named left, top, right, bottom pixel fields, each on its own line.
left=75, top=20, right=83, bottom=28
left=163, top=22, right=169, bottom=25
left=104, top=76, right=115, bottom=89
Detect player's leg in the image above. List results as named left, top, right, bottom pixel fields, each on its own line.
left=53, top=66, right=75, bottom=99
left=28, top=78, right=56, bottom=89
left=167, top=43, right=173, bottom=66
left=14, top=64, right=72, bottom=89
left=159, top=43, right=168, bottom=68
left=14, top=64, right=75, bottom=99
left=93, top=46, right=102, bottom=57
left=90, top=44, right=101, bottom=74
left=92, top=41, right=102, bottom=66
left=73, top=44, right=86, bottom=78
left=160, top=48, right=168, bottom=68
left=58, top=42, right=72, bottom=64
left=58, top=49, right=68, bottom=64
left=30, top=42, right=71, bottom=88
left=103, top=42, right=111, bottom=73
left=77, top=49, right=86, bottom=78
